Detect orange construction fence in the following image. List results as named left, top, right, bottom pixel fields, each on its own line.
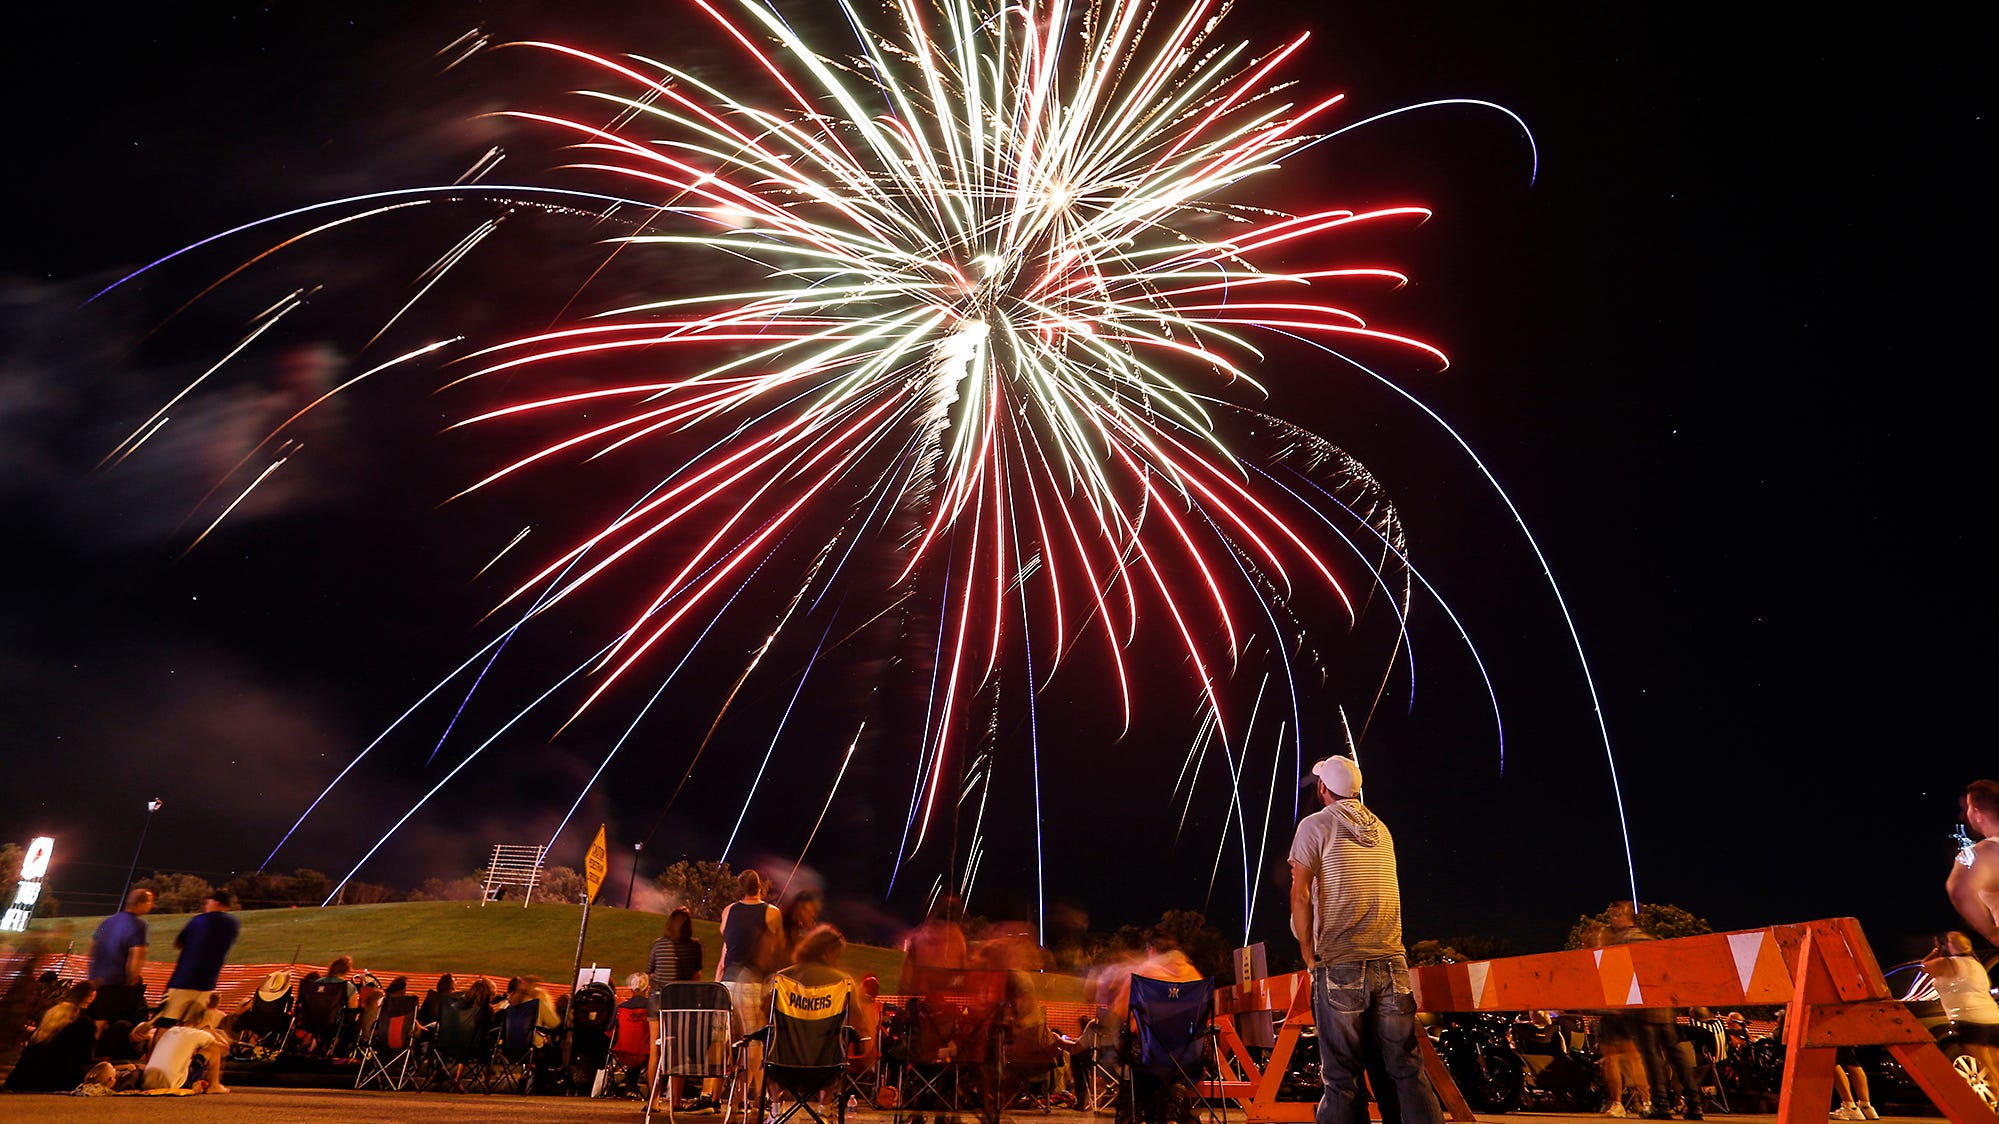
left=1212, top=917, right=1992, bottom=1124
left=15, top=956, right=556, bottom=1015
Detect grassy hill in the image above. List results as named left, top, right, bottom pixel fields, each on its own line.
left=28, top=900, right=910, bottom=988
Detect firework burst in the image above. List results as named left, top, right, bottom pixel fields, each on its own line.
left=106, top=0, right=1628, bottom=929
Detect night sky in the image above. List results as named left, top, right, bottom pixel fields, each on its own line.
left=3, top=2, right=1987, bottom=964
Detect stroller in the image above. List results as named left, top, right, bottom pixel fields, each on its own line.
left=567, top=981, right=619, bottom=1090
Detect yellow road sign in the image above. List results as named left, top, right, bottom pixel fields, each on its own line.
left=584, top=824, right=608, bottom=903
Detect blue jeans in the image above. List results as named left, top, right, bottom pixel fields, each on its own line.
left=1311, top=956, right=1442, bottom=1124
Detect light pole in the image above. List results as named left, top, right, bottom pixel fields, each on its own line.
left=625, top=841, right=642, bottom=909
left=118, top=798, right=164, bottom=908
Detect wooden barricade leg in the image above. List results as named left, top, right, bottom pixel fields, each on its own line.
left=1885, top=1041, right=1996, bottom=1121
left=1212, top=972, right=1474, bottom=1124
left=1779, top=920, right=1995, bottom=1123
left=1415, top=1033, right=1477, bottom=1123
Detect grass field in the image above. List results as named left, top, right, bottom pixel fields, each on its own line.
left=27, top=900, right=911, bottom=988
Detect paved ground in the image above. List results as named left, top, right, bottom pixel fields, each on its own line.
left=0, top=1090, right=1954, bottom=1124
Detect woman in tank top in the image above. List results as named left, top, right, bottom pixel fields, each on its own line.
left=1923, top=931, right=1999, bottom=1078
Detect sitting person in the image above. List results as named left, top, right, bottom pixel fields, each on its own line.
left=323, top=957, right=363, bottom=1050
left=776, top=925, right=871, bottom=1110
left=92, top=1018, right=230, bottom=1094
left=419, top=974, right=456, bottom=1030
left=462, top=976, right=498, bottom=1017
left=141, top=1017, right=231, bottom=1093
left=1106, top=927, right=1206, bottom=1124
left=361, top=976, right=409, bottom=1043
left=4, top=982, right=100, bottom=1092
left=508, top=975, right=562, bottom=1047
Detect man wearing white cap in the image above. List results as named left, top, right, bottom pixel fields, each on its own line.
left=1289, top=755, right=1441, bottom=1124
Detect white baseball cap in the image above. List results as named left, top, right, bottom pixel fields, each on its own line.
left=1310, top=755, right=1363, bottom=797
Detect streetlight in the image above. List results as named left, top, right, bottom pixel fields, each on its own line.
left=625, top=841, right=643, bottom=909
left=119, top=798, right=164, bottom=909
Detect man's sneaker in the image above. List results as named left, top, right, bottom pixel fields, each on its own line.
left=1643, top=1110, right=1673, bottom=1120
left=1605, top=1105, right=1629, bottom=1118
left=1683, top=1109, right=1702, bottom=1121
left=1858, top=1105, right=1879, bottom=1120
left=1830, top=1106, right=1864, bottom=1121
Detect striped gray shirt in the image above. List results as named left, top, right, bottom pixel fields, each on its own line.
left=1288, top=798, right=1403, bottom=964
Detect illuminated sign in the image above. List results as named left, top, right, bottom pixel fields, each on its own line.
left=1, top=836, right=55, bottom=932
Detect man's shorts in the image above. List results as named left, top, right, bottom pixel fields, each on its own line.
left=727, top=977, right=768, bottom=1034
left=156, top=988, right=213, bottom=1025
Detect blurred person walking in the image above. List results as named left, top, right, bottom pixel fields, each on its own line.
left=86, top=887, right=154, bottom=1033
left=158, top=889, right=239, bottom=1027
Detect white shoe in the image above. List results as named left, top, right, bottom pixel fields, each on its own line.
left=1830, top=1106, right=1863, bottom=1121
left=1858, top=1105, right=1879, bottom=1120
left=1605, top=1105, right=1629, bottom=1118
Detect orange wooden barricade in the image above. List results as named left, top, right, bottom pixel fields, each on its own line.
left=1210, top=917, right=1993, bottom=1124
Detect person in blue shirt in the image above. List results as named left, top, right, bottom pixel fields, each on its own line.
left=86, top=887, right=155, bottom=1033
left=158, top=889, right=240, bottom=1026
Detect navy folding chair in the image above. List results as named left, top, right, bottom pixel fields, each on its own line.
left=1121, top=975, right=1219, bottom=1124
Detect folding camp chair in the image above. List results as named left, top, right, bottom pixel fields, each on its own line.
left=745, top=969, right=858, bottom=1124
left=841, top=976, right=884, bottom=1110
left=287, top=975, right=352, bottom=1057
left=1684, top=1027, right=1731, bottom=1114
left=492, top=999, right=547, bottom=1094
left=230, top=973, right=294, bottom=1060
left=425, top=993, right=493, bottom=1093
left=648, top=981, right=736, bottom=1123
left=1074, top=1011, right=1122, bottom=1112
left=602, top=1004, right=655, bottom=1098
left=892, top=968, right=1007, bottom=1124
left=355, top=993, right=423, bottom=1090
left=999, top=988, right=1063, bottom=1115
left=1120, top=975, right=1219, bottom=1124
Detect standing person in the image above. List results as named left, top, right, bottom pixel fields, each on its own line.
left=1948, top=779, right=1999, bottom=945
left=717, top=870, right=782, bottom=1097
left=157, top=889, right=239, bottom=1027
left=653, top=906, right=706, bottom=991
left=1288, top=755, right=1442, bottom=1124
left=86, top=887, right=155, bottom=1033
left=649, top=906, right=710, bottom=1112
left=1583, top=900, right=1695, bottom=1120
left=1596, top=902, right=1700, bottom=1120
left=1829, top=1059, right=1877, bottom=1121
